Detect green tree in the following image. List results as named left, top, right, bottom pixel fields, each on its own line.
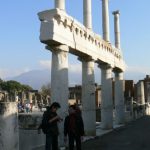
left=0, top=80, right=33, bottom=93
left=21, top=84, right=33, bottom=91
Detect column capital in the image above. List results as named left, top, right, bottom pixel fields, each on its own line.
left=46, top=44, right=69, bottom=52
left=78, top=56, right=94, bottom=62
left=112, top=10, right=120, bottom=15
left=98, top=62, right=112, bottom=70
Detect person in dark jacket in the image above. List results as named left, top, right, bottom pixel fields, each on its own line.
left=43, top=102, right=62, bottom=150
left=64, top=105, right=84, bottom=150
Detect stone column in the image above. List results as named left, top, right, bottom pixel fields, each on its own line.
left=47, top=45, right=69, bottom=146
left=137, top=81, right=145, bottom=116
left=28, top=92, right=32, bottom=103
left=137, top=81, right=145, bottom=105
left=55, top=0, right=65, bottom=10
left=21, top=92, right=25, bottom=104
left=112, top=10, right=121, bottom=49
left=102, top=0, right=110, bottom=42
left=114, top=72, right=125, bottom=124
left=81, top=57, right=96, bottom=135
left=83, top=0, right=92, bottom=29
left=0, top=102, right=19, bottom=150
left=100, top=64, right=113, bottom=129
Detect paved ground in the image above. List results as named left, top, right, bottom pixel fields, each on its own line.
left=82, top=116, right=150, bottom=150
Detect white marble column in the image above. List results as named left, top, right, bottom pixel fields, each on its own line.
left=48, top=45, right=69, bottom=146
left=112, top=10, right=121, bottom=49
left=55, top=0, right=65, bottom=10
left=83, top=0, right=92, bottom=29
left=0, top=102, right=19, bottom=150
left=102, top=0, right=110, bottom=42
left=100, top=64, right=113, bottom=129
left=114, top=72, right=125, bottom=124
left=81, top=58, right=96, bottom=135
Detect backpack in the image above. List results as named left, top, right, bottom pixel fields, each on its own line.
left=40, top=111, right=49, bottom=134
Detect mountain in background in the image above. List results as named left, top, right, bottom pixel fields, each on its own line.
left=5, top=68, right=147, bottom=90
left=6, top=70, right=51, bottom=90
left=5, top=69, right=82, bottom=90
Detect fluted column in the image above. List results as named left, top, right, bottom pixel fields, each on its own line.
left=83, top=0, right=92, bottom=29
left=114, top=72, right=125, bottom=124
left=102, top=0, right=110, bottom=42
left=47, top=44, right=69, bottom=146
left=112, top=10, right=121, bottom=49
left=55, top=0, right=65, bottom=10
left=81, top=57, right=96, bottom=135
left=100, top=64, right=113, bottom=129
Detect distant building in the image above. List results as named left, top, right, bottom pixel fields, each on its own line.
left=68, top=84, right=101, bottom=107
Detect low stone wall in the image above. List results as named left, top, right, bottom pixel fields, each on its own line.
left=18, top=113, right=45, bottom=150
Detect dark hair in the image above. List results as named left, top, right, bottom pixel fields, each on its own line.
left=50, top=102, right=61, bottom=109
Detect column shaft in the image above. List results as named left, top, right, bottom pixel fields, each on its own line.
left=137, top=81, right=145, bottom=105
left=102, top=0, right=110, bottom=42
left=50, top=45, right=69, bottom=146
left=83, top=0, right=92, bottom=29
left=82, top=59, right=96, bottom=135
left=28, top=92, right=32, bottom=103
left=114, top=72, right=125, bottom=124
left=101, top=65, right=113, bottom=129
left=55, top=0, right=65, bottom=10
left=113, top=10, right=121, bottom=49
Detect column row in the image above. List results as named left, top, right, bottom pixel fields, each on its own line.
left=54, top=0, right=120, bottom=47
left=48, top=45, right=125, bottom=136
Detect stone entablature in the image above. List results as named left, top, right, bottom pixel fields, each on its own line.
left=38, top=9, right=125, bottom=71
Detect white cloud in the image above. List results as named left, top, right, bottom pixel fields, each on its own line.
left=124, top=65, right=150, bottom=82
left=39, top=60, right=51, bottom=69
left=39, top=60, right=82, bottom=73
left=126, top=66, right=150, bottom=74
left=69, top=64, right=81, bottom=73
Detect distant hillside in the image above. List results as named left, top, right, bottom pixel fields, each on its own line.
left=6, top=70, right=51, bottom=90
left=5, top=68, right=144, bottom=90
left=5, top=69, right=82, bottom=90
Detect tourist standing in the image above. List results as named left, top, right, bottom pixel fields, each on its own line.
left=64, top=105, right=84, bottom=150
left=42, top=102, right=62, bottom=150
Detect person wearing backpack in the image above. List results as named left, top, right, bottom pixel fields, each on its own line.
left=40, top=102, right=62, bottom=150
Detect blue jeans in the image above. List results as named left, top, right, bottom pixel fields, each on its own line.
left=45, top=134, right=58, bottom=150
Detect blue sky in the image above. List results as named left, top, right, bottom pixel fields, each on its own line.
left=0, top=0, right=150, bottom=83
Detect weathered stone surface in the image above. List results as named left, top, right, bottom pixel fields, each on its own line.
left=18, top=113, right=45, bottom=150
left=0, top=102, right=19, bottom=150
left=18, top=113, right=42, bottom=129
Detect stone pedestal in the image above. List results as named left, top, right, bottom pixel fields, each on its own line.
left=100, top=65, right=113, bottom=129
left=81, top=58, right=96, bottom=135
left=0, top=102, right=19, bottom=150
left=114, top=72, right=125, bottom=124
left=19, top=113, right=45, bottom=150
